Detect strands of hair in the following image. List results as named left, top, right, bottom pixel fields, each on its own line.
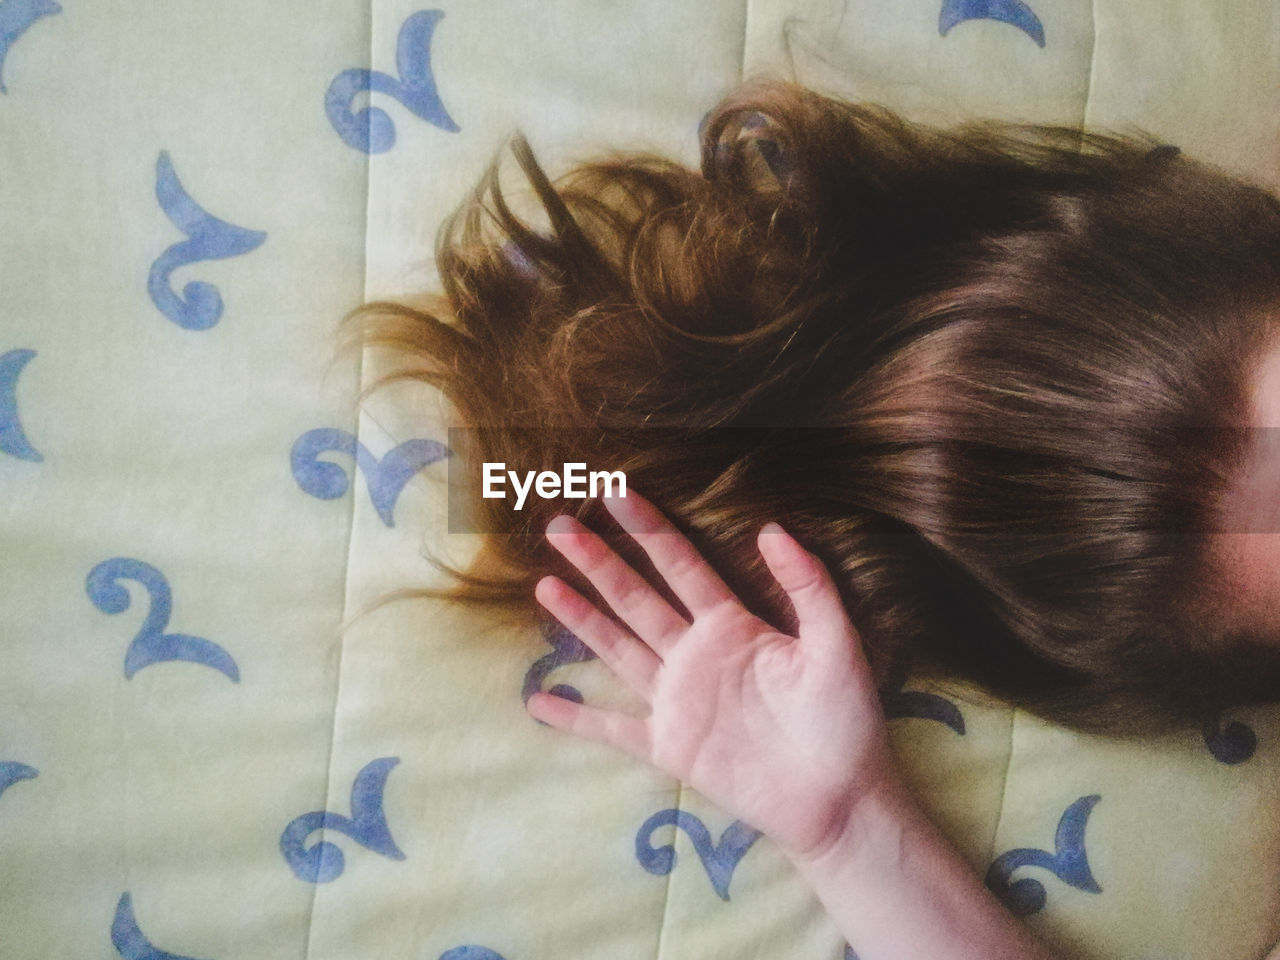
left=355, top=80, right=1280, bottom=734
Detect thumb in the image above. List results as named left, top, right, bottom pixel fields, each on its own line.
left=757, top=523, right=861, bottom=656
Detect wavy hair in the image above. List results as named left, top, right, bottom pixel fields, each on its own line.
left=356, top=81, right=1280, bottom=733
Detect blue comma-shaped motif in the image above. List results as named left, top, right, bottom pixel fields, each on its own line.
left=522, top=621, right=596, bottom=710
left=0, top=761, right=37, bottom=800
left=1203, top=715, right=1257, bottom=765
left=0, top=348, right=41, bottom=461
left=939, top=0, right=1046, bottom=48
left=290, top=428, right=449, bottom=527
left=325, top=9, right=460, bottom=154
left=0, top=0, right=61, bottom=94
left=881, top=677, right=966, bottom=735
left=146, top=152, right=267, bottom=330
left=279, top=756, right=406, bottom=883
left=985, top=795, right=1102, bottom=916
left=111, top=893, right=210, bottom=960
left=86, top=558, right=240, bottom=682
left=635, top=809, right=762, bottom=901
left=844, top=948, right=860, bottom=960
left=438, top=949, right=508, bottom=960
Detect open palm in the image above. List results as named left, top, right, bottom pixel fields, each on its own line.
left=527, top=491, right=893, bottom=861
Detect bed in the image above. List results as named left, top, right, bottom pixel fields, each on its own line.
left=2, top=1, right=1278, bottom=957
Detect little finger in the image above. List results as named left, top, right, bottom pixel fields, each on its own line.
left=526, top=692, right=651, bottom=762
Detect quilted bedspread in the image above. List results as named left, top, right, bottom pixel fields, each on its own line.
left=2, top=1, right=1279, bottom=958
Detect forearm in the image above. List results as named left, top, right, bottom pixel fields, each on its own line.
left=788, top=776, right=1059, bottom=960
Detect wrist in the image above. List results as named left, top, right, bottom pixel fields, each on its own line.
left=783, top=769, right=918, bottom=874
left=782, top=773, right=1057, bottom=960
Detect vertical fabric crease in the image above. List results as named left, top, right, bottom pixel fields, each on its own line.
left=301, top=2, right=376, bottom=957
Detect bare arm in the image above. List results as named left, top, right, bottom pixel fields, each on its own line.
left=527, top=491, right=1057, bottom=960
left=786, top=779, right=1056, bottom=960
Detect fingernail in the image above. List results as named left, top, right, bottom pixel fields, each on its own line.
left=760, top=522, right=785, bottom=536
left=546, top=514, right=576, bottom=535
left=601, top=492, right=632, bottom=520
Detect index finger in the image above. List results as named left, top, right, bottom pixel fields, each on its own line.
left=602, top=490, right=737, bottom=617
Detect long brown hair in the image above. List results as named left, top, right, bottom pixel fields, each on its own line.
left=356, top=80, right=1280, bottom=734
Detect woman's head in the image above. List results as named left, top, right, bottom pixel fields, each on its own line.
left=359, top=81, right=1280, bottom=733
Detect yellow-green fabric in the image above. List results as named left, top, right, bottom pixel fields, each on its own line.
left=1, top=2, right=1277, bottom=958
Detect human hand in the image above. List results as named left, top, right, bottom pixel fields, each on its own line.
left=526, top=490, right=896, bottom=862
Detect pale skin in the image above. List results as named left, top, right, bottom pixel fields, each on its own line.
left=1223, top=337, right=1280, bottom=960
left=1209, top=336, right=1280, bottom=635
left=526, top=490, right=1058, bottom=960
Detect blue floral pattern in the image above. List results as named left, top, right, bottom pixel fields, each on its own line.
left=521, top=621, right=595, bottom=709
left=882, top=677, right=966, bottom=735
left=1203, top=715, right=1258, bottom=765
left=1, top=3, right=1276, bottom=959
left=279, top=756, right=406, bottom=883
left=0, top=0, right=60, bottom=94
left=291, top=428, right=449, bottom=527
left=111, top=893, right=209, bottom=960
left=147, top=152, right=267, bottom=331
left=0, top=348, right=40, bottom=461
left=986, top=795, right=1103, bottom=916
left=938, top=0, right=1046, bottom=47
left=86, top=558, right=240, bottom=682
left=0, top=761, right=37, bottom=800
left=325, top=9, right=460, bottom=154
left=635, top=809, right=762, bottom=901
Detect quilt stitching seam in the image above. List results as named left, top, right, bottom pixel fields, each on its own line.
left=1080, top=0, right=1100, bottom=131
left=302, top=2, right=377, bottom=958
left=651, top=779, right=685, bottom=960
left=986, top=705, right=1019, bottom=869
